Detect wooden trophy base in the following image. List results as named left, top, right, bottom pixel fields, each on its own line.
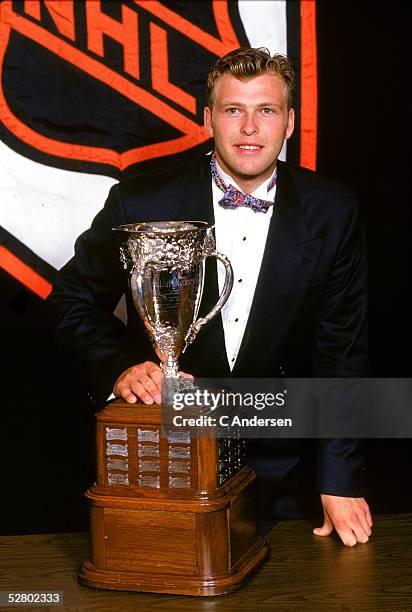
left=78, top=402, right=269, bottom=596
left=79, top=542, right=268, bottom=597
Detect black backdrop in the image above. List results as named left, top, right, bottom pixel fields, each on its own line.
left=1, top=0, right=411, bottom=535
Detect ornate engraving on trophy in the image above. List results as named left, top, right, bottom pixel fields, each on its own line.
left=113, top=221, right=233, bottom=378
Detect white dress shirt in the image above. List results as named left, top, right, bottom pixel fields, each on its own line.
left=212, top=160, right=276, bottom=370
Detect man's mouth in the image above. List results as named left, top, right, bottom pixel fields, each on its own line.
left=235, top=144, right=263, bottom=151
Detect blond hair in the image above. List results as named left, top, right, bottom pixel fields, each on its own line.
left=207, top=47, right=295, bottom=109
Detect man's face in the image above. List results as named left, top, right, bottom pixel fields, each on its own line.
left=204, top=72, right=294, bottom=193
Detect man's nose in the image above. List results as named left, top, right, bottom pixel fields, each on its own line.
left=240, top=112, right=258, bottom=135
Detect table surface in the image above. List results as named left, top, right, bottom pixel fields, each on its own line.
left=0, top=513, right=411, bottom=612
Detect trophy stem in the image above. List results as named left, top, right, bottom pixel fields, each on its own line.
left=160, top=353, right=180, bottom=378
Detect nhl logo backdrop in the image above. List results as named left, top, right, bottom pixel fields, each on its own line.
left=0, top=1, right=317, bottom=299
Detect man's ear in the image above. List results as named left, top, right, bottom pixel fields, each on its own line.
left=285, top=107, right=295, bottom=140
left=204, top=106, right=214, bottom=138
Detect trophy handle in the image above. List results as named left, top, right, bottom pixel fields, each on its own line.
left=184, top=251, right=233, bottom=349
left=130, top=265, right=156, bottom=334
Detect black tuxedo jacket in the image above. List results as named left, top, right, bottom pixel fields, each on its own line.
left=49, top=155, right=368, bottom=518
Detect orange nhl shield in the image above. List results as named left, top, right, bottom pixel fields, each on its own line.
left=0, top=1, right=244, bottom=176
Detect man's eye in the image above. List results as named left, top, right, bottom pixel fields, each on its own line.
left=227, top=107, right=240, bottom=114
left=262, top=107, right=275, bottom=115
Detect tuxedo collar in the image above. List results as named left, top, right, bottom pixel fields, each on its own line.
left=273, top=160, right=310, bottom=246
left=176, top=155, right=214, bottom=224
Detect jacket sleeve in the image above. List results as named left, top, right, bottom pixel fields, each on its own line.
left=311, top=192, right=368, bottom=496
left=47, top=184, right=141, bottom=407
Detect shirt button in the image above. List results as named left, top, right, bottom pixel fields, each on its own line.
left=242, top=236, right=246, bottom=241
left=238, top=278, right=243, bottom=283
left=235, top=318, right=239, bottom=322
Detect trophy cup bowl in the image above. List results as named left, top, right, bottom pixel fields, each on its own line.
left=113, top=221, right=233, bottom=378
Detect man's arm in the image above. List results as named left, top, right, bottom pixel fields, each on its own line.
left=311, top=192, right=371, bottom=545
left=48, top=184, right=144, bottom=405
left=49, top=184, right=192, bottom=406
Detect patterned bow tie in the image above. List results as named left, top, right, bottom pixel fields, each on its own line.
left=210, top=155, right=276, bottom=213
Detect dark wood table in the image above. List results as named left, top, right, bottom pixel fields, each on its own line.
left=0, top=514, right=411, bottom=611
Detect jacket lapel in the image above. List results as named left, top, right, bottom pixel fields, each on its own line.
left=175, top=155, right=214, bottom=223
left=233, top=161, right=323, bottom=376
left=176, top=156, right=230, bottom=377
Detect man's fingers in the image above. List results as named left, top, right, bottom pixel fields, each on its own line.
left=145, top=363, right=164, bottom=401
left=117, top=385, right=137, bottom=404
left=352, top=521, right=370, bottom=544
left=336, top=516, right=370, bottom=546
left=114, top=362, right=192, bottom=405
left=334, top=525, right=358, bottom=547
left=118, top=380, right=154, bottom=405
left=350, top=501, right=372, bottom=537
left=179, top=371, right=194, bottom=380
left=359, top=511, right=372, bottom=536
left=365, top=507, right=373, bottom=528
left=315, top=513, right=370, bottom=546
left=313, top=514, right=333, bottom=537
left=136, top=374, right=161, bottom=403
left=148, top=367, right=164, bottom=389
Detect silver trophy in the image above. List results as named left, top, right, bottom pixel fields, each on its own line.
left=114, top=221, right=233, bottom=378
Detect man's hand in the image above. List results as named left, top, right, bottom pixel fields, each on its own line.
left=113, top=361, right=193, bottom=404
left=114, top=361, right=163, bottom=404
left=313, top=494, right=373, bottom=546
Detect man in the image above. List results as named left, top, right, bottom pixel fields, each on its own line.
left=49, top=47, right=372, bottom=546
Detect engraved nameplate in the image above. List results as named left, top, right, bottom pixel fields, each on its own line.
left=139, top=460, right=160, bottom=473
left=106, top=443, right=128, bottom=457
left=139, top=475, right=160, bottom=489
left=168, top=430, right=190, bottom=444
left=138, top=444, right=160, bottom=457
left=107, top=458, right=128, bottom=471
left=169, top=476, right=191, bottom=489
left=106, top=427, right=127, bottom=440
left=168, top=461, right=190, bottom=474
left=169, top=446, right=191, bottom=459
left=108, top=472, right=129, bottom=486
left=138, top=429, right=159, bottom=443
